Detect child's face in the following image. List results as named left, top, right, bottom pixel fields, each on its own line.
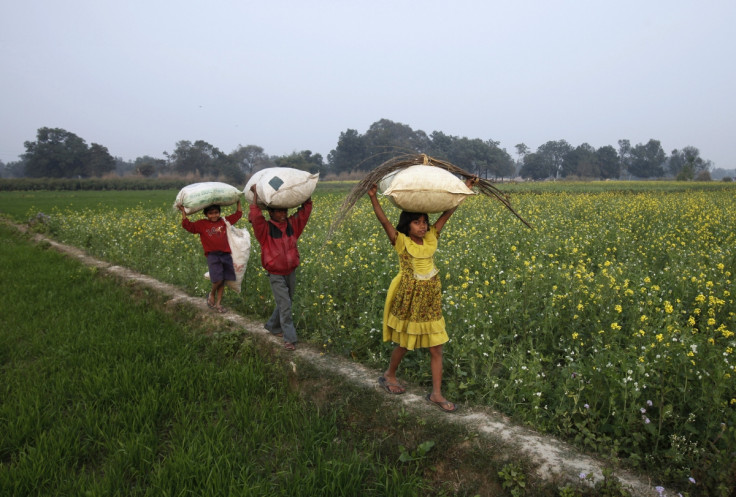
left=268, top=208, right=288, bottom=223
left=205, top=209, right=221, bottom=222
left=408, top=217, right=428, bottom=239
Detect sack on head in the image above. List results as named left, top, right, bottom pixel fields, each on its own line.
left=382, top=165, right=475, bottom=213
left=244, top=167, right=319, bottom=209
left=174, top=182, right=242, bottom=215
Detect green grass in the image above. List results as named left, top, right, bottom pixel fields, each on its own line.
left=0, top=190, right=177, bottom=222
left=0, top=224, right=432, bottom=496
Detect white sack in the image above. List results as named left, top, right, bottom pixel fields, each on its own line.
left=203, top=219, right=251, bottom=293
left=377, top=169, right=400, bottom=194
left=382, top=165, right=475, bottom=213
left=174, top=182, right=242, bottom=215
left=244, top=167, right=319, bottom=209
left=223, top=218, right=250, bottom=293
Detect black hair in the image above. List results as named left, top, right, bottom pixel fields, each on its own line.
left=203, top=204, right=220, bottom=215
left=395, top=211, right=429, bottom=236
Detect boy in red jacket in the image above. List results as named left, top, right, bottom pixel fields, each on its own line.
left=248, top=185, right=312, bottom=350
left=178, top=201, right=242, bottom=313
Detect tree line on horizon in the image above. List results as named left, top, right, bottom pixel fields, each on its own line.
left=1, top=119, right=732, bottom=183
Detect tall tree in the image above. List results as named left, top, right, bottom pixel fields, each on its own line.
left=618, top=139, right=633, bottom=178
left=170, top=140, right=226, bottom=177
left=561, top=143, right=598, bottom=178
left=514, top=143, right=530, bottom=175
left=447, top=137, right=491, bottom=177
left=428, top=133, right=514, bottom=178
left=427, top=130, right=455, bottom=160
left=274, top=150, right=325, bottom=174
left=519, top=152, right=549, bottom=180
left=515, top=143, right=530, bottom=159
left=327, top=119, right=431, bottom=173
left=535, top=140, right=573, bottom=178
left=596, top=145, right=620, bottom=179
left=668, top=146, right=710, bottom=178
left=327, top=129, right=367, bottom=174
left=628, top=139, right=666, bottom=178
left=86, top=143, right=116, bottom=177
left=361, top=119, right=429, bottom=170
left=23, top=127, right=90, bottom=178
left=229, top=145, right=271, bottom=176
left=133, top=156, right=166, bottom=177
left=491, top=143, right=516, bottom=179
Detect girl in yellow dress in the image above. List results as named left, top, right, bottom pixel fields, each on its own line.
left=367, top=178, right=475, bottom=413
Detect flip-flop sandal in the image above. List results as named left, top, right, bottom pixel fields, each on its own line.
left=378, top=376, right=406, bottom=395
left=425, top=393, right=457, bottom=413
left=215, top=305, right=227, bottom=314
left=284, top=342, right=296, bottom=351
left=206, top=293, right=216, bottom=309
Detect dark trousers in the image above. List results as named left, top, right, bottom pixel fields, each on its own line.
left=265, top=271, right=297, bottom=344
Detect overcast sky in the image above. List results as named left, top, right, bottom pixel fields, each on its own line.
left=2, top=0, right=735, bottom=169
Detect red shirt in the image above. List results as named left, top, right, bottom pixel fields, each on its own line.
left=182, top=211, right=243, bottom=255
left=248, top=200, right=312, bottom=275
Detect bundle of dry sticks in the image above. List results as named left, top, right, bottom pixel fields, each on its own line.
left=329, top=153, right=533, bottom=237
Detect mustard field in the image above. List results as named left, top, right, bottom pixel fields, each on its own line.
left=12, top=183, right=736, bottom=492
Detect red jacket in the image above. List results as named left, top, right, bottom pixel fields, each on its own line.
left=182, top=211, right=243, bottom=255
left=248, top=200, right=312, bottom=275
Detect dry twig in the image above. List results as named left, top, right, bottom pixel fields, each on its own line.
left=327, top=153, right=532, bottom=239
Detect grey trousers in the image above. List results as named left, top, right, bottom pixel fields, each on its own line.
left=265, top=271, right=298, bottom=344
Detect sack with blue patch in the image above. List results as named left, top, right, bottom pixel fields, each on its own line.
left=244, top=167, right=318, bottom=209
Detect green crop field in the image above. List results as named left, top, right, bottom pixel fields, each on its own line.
left=1, top=181, right=734, bottom=496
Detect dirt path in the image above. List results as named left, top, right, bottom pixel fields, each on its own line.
left=24, top=227, right=660, bottom=496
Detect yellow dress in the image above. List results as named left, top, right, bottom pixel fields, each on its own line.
left=383, top=226, right=449, bottom=350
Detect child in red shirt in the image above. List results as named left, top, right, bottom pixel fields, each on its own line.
left=248, top=185, right=312, bottom=350
left=179, top=201, right=243, bottom=312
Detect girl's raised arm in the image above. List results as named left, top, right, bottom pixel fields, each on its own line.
left=433, top=206, right=458, bottom=235
left=368, top=184, right=397, bottom=245
left=434, top=176, right=478, bottom=235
